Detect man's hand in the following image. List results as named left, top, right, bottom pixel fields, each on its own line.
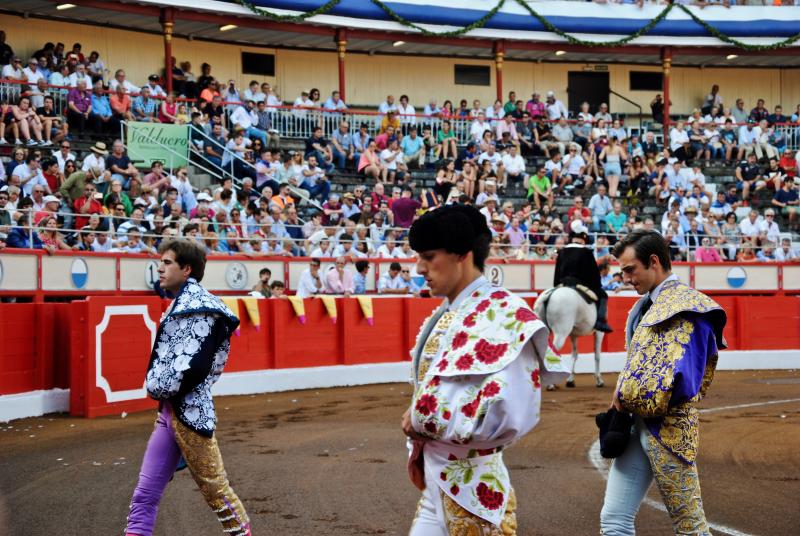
left=402, top=408, right=426, bottom=441
left=610, top=390, right=622, bottom=411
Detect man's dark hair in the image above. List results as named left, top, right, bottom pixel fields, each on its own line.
left=611, top=230, right=671, bottom=271
left=158, top=238, right=207, bottom=281
left=26, top=154, right=39, bottom=165
left=339, top=233, right=353, bottom=242
left=389, top=261, right=402, bottom=271
left=355, top=260, right=369, bottom=274
left=259, top=268, right=271, bottom=277
left=182, top=223, right=199, bottom=234
left=220, top=189, right=233, bottom=201
left=310, top=257, right=322, bottom=266
left=270, top=280, right=285, bottom=290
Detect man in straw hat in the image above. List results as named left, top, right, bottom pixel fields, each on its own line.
left=82, top=141, right=109, bottom=175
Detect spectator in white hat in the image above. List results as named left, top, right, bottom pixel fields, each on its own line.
left=758, top=208, right=781, bottom=245
left=545, top=90, right=568, bottom=121
left=33, top=194, right=61, bottom=224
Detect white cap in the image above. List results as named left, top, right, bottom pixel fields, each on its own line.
left=570, top=220, right=588, bottom=234
left=546, top=91, right=555, bottom=97
left=197, top=192, right=213, bottom=202
left=43, top=195, right=60, bottom=204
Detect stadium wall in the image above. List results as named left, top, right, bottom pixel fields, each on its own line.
left=0, top=294, right=798, bottom=421
left=4, top=14, right=800, bottom=115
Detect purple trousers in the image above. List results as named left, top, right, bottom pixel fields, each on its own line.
left=126, top=404, right=249, bottom=536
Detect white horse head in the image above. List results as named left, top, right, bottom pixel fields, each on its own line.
left=534, top=286, right=605, bottom=388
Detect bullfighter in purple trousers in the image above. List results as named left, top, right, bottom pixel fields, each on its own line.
left=125, top=239, right=250, bottom=536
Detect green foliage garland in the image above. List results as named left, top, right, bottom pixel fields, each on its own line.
left=233, top=0, right=800, bottom=51
left=674, top=5, right=800, bottom=51
left=234, top=0, right=342, bottom=23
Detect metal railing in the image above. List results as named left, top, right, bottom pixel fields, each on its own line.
left=1, top=206, right=790, bottom=263
left=3, top=78, right=800, bottom=153
left=610, top=89, right=643, bottom=136
left=187, top=124, right=324, bottom=211
left=223, top=106, right=800, bottom=153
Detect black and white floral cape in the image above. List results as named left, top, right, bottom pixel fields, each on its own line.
left=146, top=278, right=239, bottom=437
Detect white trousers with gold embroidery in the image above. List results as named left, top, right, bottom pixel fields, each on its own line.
left=410, top=461, right=516, bottom=536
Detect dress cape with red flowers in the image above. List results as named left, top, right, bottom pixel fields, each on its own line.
left=408, top=279, right=568, bottom=526
left=413, top=285, right=565, bottom=381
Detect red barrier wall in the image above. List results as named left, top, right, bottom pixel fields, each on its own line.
left=0, top=303, right=72, bottom=396
left=69, top=297, right=162, bottom=418
left=226, top=300, right=272, bottom=372
left=2, top=295, right=799, bottom=419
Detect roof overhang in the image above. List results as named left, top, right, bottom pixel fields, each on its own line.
left=5, top=0, right=800, bottom=67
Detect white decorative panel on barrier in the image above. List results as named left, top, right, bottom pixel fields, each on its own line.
left=672, top=265, right=691, bottom=285
left=0, top=254, right=38, bottom=290
left=3, top=251, right=797, bottom=296
left=119, top=258, right=159, bottom=291
left=783, top=266, right=800, bottom=290
left=41, top=256, right=116, bottom=291
left=203, top=259, right=284, bottom=292
left=533, top=263, right=555, bottom=290
left=694, top=264, right=779, bottom=291
left=485, top=263, right=531, bottom=290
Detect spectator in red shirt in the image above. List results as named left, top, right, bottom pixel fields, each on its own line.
left=110, top=85, right=131, bottom=116
left=567, top=196, right=592, bottom=227
left=41, top=158, right=62, bottom=193
left=34, top=194, right=61, bottom=225
left=779, top=148, right=797, bottom=178
left=321, top=193, right=343, bottom=226
left=374, top=126, right=394, bottom=151
left=73, top=183, right=104, bottom=229
left=391, top=187, right=425, bottom=228
left=370, top=182, right=389, bottom=208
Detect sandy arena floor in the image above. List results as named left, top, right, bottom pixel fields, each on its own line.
left=0, top=370, right=798, bottom=536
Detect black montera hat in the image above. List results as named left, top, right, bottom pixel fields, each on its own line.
left=596, top=408, right=634, bottom=459
left=569, top=230, right=589, bottom=243
left=409, top=205, right=490, bottom=256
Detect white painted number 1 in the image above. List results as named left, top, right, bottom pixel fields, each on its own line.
left=145, top=261, right=159, bottom=289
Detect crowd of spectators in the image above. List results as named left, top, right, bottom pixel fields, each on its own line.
left=1, top=35, right=799, bottom=275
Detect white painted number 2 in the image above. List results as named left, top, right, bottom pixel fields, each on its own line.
left=488, top=266, right=504, bottom=286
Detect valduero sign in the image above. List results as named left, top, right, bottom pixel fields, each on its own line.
left=126, top=121, right=189, bottom=167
